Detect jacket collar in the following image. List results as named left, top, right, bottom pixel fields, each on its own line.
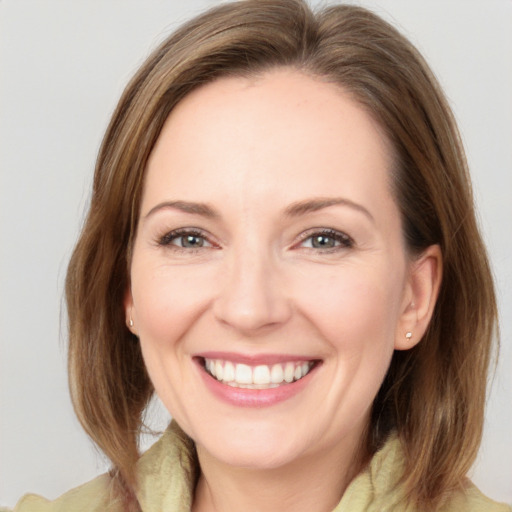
left=135, top=421, right=405, bottom=512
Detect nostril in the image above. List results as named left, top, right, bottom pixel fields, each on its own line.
left=212, top=291, right=291, bottom=333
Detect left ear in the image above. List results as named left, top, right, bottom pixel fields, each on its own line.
left=124, top=287, right=138, bottom=336
left=395, top=244, right=443, bottom=350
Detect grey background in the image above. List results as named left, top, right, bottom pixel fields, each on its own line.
left=1, top=0, right=511, bottom=507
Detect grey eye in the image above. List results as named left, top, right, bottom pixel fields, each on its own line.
left=311, top=234, right=337, bottom=248
left=159, top=229, right=212, bottom=249
left=299, top=229, right=353, bottom=250
left=177, top=234, right=206, bottom=248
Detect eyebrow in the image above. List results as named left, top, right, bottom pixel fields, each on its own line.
left=284, top=197, right=375, bottom=223
left=144, top=200, right=219, bottom=220
left=143, top=197, right=374, bottom=223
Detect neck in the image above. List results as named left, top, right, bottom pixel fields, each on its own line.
left=191, top=432, right=367, bottom=512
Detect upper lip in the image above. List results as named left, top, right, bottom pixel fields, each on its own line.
left=194, top=351, right=321, bottom=366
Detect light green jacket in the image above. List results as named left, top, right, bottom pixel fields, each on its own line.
left=6, top=422, right=511, bottom=512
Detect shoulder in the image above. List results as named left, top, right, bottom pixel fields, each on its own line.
left=8, top=473, right=123, bottom=512
left=7, top=421, right=197, bottom=512
left=338, top=435, right=511, bottom=512
left=439, top=482, right=512, bottom=512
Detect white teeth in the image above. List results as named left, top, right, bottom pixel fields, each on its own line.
left=204, top=358, right=314, bottom=388
left=284, top=362, right=295, bottom=383
left=270, top=364, right=284, bottom=384
left=223, top=361, right=235, bottom=382
left=235, top=363, right=252, bottom=384
left=253, top=365, right=270, bottom=385
left=215, top=360, right=224, bottom=381
left=227, top=382, right=280, bottom=389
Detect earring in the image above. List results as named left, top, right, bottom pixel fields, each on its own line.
left=129, top=316, right=134, bottom=328
left=405, top=331, right=412, bottom=340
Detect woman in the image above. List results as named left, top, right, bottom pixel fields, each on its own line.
left=7, top=0, right=511, bottom=511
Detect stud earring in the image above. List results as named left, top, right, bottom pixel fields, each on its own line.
left=129, top=316, right=134, bottom=328
left=405, top=331, right=412, bottom=341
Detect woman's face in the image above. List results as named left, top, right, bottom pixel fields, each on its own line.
left=127, top=69, right=424, bottom=470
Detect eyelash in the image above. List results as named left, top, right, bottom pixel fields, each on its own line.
left=296, top=228, right=354, bottom=252
left=157, top=228, right=354, bottom=253
left=158, top=228, right=213, bottom=253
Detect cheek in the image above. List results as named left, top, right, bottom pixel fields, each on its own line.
left=130, top=262, right=219, bottom=421
left=295, top=263, right=404, bottom=420
left=131, top=264, right=214, bottom=349
left=293, top=263, right=404, bottom=351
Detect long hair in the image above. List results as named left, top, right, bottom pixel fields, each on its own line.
left=65, top=1, right=498, bottom=510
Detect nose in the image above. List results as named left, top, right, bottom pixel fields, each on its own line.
left=212, top=246, right=292, bottom=335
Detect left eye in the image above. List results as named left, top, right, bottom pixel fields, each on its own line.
left=300, top=230, right=353, bottom=250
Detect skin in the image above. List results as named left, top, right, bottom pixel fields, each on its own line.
left=126, top=69, right=441, bottom=512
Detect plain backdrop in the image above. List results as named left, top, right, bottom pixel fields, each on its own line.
left=1, top=0, right=511, bottom=508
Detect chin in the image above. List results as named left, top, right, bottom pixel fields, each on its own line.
left=192, top=418, right=313, bottom=470
left=206, top=442, right=303, bottom=470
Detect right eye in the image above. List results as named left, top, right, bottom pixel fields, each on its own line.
left=158, top=229, right=213, bottom=251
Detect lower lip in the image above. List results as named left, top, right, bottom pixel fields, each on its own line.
left=196, top=360, right=319, bottom=408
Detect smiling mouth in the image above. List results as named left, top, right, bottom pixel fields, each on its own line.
left=201, top=358, right=318, bottom=389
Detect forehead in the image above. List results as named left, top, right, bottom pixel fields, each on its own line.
left=143, top=69, right=394, bottom=215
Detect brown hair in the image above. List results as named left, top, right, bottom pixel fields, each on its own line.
left=65, top=1, right=498, bottom=510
